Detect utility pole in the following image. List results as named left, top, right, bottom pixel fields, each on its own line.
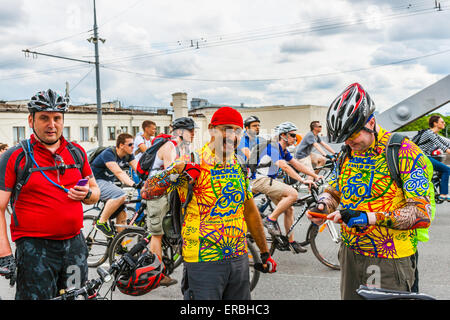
left=22, top=0, right=105, bottom=146
left=91, top=0, right=104, bottom=147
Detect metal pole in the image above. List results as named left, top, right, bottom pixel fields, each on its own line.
left=93, top=0, right=103, bottom=147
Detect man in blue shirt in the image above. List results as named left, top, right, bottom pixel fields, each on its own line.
left=237, top=116, right=264, bottom=161
left=250, top=122, right=320, bottom=253
left=91, top=133, right=138, bottom=237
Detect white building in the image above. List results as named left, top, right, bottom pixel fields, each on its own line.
left=0, top=92, right=329, bottom=152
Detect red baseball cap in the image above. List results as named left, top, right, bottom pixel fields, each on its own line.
left=210, top=106, right=243, bottom=128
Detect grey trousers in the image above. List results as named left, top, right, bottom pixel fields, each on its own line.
left=338, top=244, right=416, bottom=300
left=181, top=254, right=251, bottom=300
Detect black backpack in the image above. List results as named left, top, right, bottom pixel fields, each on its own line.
left=337, top=133, right=406, bottom=189
left=10, top=139, right=85, bottom=226
left=411, top=129, right=431, bottom=148
left=136, top=136, right=173, bottom=181
left=88, top=146, right=113, bottom=164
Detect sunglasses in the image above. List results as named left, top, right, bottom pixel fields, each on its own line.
left=288, top=133, right=297, bottom=138
left=126, top=143, right=133, bottom=147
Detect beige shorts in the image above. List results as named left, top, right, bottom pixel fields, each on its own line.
left=297, top=156, right=314, bottom=171
left=251, top=176, right=294, bottom=204
left=145, top=194, right=170, bottom=236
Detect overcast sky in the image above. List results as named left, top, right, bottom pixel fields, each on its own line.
left=1, top=0, right=450, bottom=114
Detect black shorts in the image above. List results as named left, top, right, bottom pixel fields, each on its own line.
left=14, top=233, right=88, bottom=300
left=181, top=254, right=251, bottom=300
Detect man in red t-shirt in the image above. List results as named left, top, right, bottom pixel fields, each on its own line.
left=0, top=89, right=100, bottom=300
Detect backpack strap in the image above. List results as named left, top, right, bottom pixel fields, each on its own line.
left=9, top=139, right=34, bottom=226
left=386, top=133, right=406, bottom=189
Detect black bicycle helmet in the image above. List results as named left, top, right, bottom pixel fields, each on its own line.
left=116, top=251, right=165, bottom=296
left=244, top=115, right=260, bottom=127
left=172, top=117, right=198, bottom=130
left=326, top=83, right=375, bottom=143
left=27, top=89, right=68, bottom=114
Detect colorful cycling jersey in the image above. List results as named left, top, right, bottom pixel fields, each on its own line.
left=327, top=127, right=433, bottom=259
left=175, top=143, right=253, bottom=263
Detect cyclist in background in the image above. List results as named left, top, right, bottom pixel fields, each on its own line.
left=414, top=115, right=450, bottom=201
left=145, top=117, right=197, bottom=287
left=131, top=120, right=157, bottom=212
left=0, top=89, right=100, bottom=300
left=91, top=133, right=138, bottom=237
left=307, top=83, right=434, bottom=299
left=143, top=107, right=276, bottom=300
left=295, top=120, right=337, bottom=178
left=237, top=115, right=264, bottom=161
left=0, top=143, right=8, bottom=157
left=251, top=121, right=320, bottom=253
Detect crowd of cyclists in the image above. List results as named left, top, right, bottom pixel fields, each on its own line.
left=0, top=83, right=448, bottom=300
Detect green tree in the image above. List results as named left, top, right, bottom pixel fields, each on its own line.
left=397, top=113, right=449, bottom=138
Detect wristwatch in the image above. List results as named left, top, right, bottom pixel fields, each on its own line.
left=84, top=189, right=92, bottom=200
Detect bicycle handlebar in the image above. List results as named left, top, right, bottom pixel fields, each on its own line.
left=52, top=236, right=151, bottom=300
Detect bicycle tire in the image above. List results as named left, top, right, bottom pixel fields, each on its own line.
left=82, top=215, right=111, bottom=267
left=307, top=221, right=341, bottom=270
left=246, top=237, right=261, bottom=292
left=108, top=228, right=147, bottom=265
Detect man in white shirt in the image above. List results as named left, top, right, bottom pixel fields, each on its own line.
left=133, top=120, right=157, bottom=162
left=132, top=120, right=156, bottom=211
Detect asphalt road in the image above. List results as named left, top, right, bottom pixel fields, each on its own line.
left=1, top=200, right=449, bottom=301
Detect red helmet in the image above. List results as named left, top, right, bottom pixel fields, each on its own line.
left=326, top=83, right=376, bottom=143
left=116, top=251, right=165, bottom=296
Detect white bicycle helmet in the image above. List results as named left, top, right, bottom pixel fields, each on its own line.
left=274, top=121, right=298, bottom=135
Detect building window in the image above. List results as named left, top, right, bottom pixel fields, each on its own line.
left=108, top=126, right=116, bottom=141
left=120, top=126, right=128, bottom=134
left=13, top=126, right=26, bottom=144
left=132, top=126, right=140, bottom=137
left=164, top=126, right=170, bottom=134
left=80, top=127, right=89, bottom=142
left=63, top=127, right=71, bottom=140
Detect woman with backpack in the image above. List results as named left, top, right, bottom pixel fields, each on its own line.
left=414, top=115, right=450, bottom=201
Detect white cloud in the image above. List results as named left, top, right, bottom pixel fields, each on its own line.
left=0, top=0, right=449, bottom=116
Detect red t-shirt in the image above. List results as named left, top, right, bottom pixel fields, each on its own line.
left=0, top=135, right=92, bottom=241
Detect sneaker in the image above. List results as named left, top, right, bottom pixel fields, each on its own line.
left=263, top=217, right=281, bottom=236
left=95, top=221, right=114, bottom=238
left=159, top=275, right=178, bottom=287
left=290, top=241, right=307, bottom=253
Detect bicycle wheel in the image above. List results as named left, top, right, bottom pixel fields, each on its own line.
left=82, top=215, right=111, bottom=267
left=108, top=228, right=147, bottom=265
left=161, top=236, right=183, bottom=275
left=246, top=236, right=261, bottom=292
left=307, top=221, right=341, bottom=270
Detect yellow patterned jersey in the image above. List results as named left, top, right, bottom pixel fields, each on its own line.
left=176, top=143, right=253, bottom=263
left=328, top=127, right=433, bottom=259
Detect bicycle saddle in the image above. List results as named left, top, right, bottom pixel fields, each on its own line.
left=356, top=285, right=436, bottom=300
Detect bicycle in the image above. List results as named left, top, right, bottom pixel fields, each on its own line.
left=82, top=187, right=147, bottom=267
left=108, top=220, right=183, bottom=277
left=52, top=236, right=150, bottom=300
left=252, top=183, right=341, bottom=271
left=356, top=285, right=436, bottom=300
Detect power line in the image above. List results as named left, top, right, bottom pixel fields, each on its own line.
left=100, top=4, right=446, bottom=65
left=100, top=47, right=450, bottom=83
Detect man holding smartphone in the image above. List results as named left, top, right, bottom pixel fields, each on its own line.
left=0, top=89, right=100, bottom=300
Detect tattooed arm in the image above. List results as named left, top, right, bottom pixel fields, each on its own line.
left=372, top=197, right=432, bottom=230
left=140, top=161, right=186, bottom=200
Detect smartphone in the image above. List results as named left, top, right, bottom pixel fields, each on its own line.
left=76, top=178, right=89, bottom=186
